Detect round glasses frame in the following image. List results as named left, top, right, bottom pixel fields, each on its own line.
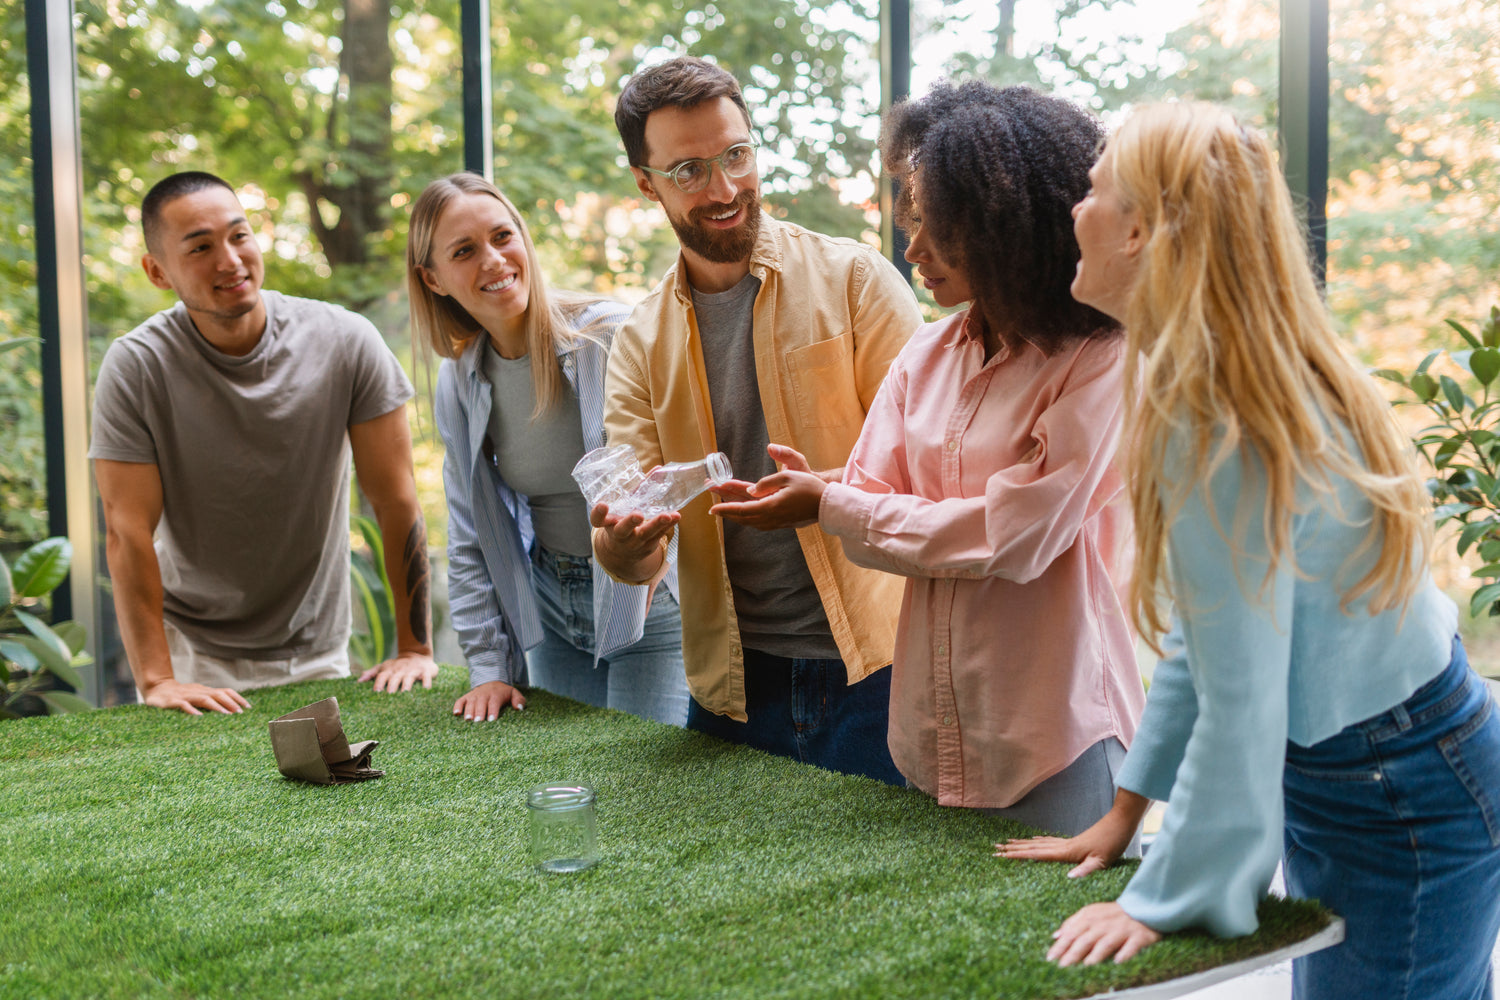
left=638, top=142, right=758, bottom=194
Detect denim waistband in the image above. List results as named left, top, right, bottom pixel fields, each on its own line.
left=532, top=544, right=593, bottom=577
left=1359, top=635, right=1475, bottom=742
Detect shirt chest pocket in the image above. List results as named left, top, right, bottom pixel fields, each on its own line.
left=784, top=333, right=863, bottom=430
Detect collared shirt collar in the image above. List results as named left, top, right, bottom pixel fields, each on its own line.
left=668, top=211, right=784, bottom=307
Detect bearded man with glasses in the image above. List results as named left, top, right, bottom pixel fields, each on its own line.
left=592, top=56, right=922, bottom=782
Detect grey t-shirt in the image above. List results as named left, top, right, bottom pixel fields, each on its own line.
left=692, top=275, right=839, bottom=659
left=481, top=343, right=593, bottom=558
left=89, top=291, right=414, bottom=659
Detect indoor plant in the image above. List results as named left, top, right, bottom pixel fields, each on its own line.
left=1375, top=305, right=1500, bottom=618
left=1, top=536, right=93, bottom=718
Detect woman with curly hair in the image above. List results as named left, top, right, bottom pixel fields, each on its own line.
left=407, top=173, right=687, bottom=725
left=999, top=104, right=1500, bottom=1000
left=750, top=81, right=1145, bottom=835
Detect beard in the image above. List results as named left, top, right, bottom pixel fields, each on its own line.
left=665, top=188, right=762, bottom=264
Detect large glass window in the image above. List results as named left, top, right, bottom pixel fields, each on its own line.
left=904, top=0, right=1277, bottom=314
left=77, top=0, right=467, bottom=700
left=485, top=1, right=885, bottom=293
left=1, top=0, right=47, bottom=557
left=1327, top=0, right=1500, bottom=672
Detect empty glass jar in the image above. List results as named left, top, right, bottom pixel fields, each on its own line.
left=526, top=782, right=600, bottom=873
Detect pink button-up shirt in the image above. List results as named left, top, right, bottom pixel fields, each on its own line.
left=819, top=311, right=1144, bottom=808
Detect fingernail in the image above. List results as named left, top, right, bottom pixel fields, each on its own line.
left=487, top=714, right=497, bottom=722
left=464, top=714, right=472, bottom=721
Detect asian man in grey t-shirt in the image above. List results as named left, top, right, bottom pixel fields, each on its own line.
left=90, top=171, right=436, bottom=715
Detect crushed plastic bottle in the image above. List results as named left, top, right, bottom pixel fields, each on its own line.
left=572, top=444, right=734, bottom=518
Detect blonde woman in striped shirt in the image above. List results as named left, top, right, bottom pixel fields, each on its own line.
left=407, top=173, right=686, bottom=724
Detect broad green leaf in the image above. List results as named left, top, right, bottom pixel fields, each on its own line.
left=11, top=538, right=72, bottom=599
left=348, top=633, right=374, bottom=672
left=1440, top=374, right=1466, bottom=413
left=15, top=610, right=72, bottom=661
left=39, top=654, right=82, bottom=690
left=11, top=631, right=70, bottom=678
left=1447, top=318, right=1483, bottom=349
left=38, top=690, right=93, bottom=715
left=1457, top=519, right=1492, bottom=556
left=1472, top=582, right=1500, bottom=616
left=12, top=636, right=69, bottom=677
left=1371, top=369, right=1407, bottom=386
left=1433, top=438, right=1463, bottom=469
left=0, top=555, right=10, bottom=607
left=1435, top=502, right=1476, bottom=520
left=1469, top=562, right=1500, bottom=580
left=1415, top=349, right=1443, bottom=375
left=52, top=620, right=87, bottom=656
left=1409, top=372, right=1438, bottom=403
left=1471, top=348, right=1500, bottom=387
left=350, top=568, right=385, bottom=668
left=1480, top=539, right=1500, bottom=562
left=0, top=638, right=39, bottom=670
left=354, top=515, right=391, bottom=595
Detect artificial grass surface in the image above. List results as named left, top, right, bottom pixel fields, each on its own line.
left=0, top=669, right=1330, bottom=999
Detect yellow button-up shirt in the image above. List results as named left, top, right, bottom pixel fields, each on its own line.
left=601, top=214, right=922, bottom=720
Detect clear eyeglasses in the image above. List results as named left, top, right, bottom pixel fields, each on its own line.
left=638, top=141, right=758, bottom=194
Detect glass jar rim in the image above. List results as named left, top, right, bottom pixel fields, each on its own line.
left=527, top=782, right=595, bottom=809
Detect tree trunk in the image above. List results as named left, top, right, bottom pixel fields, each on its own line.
left=996, top=0, right=1017, bottom=58
left=299, top=0, right=393, bottom=272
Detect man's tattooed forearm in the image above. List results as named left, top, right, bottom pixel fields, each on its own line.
left=402, top=519, right=431, bottom=646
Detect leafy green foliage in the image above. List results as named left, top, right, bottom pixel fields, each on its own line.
left=0, top=676, right=1333, bottom=999
left=1376, top=306, right=1500, bottom=617
left=1, top=536, right=94, bottom=718
left=348, top=515, right=397, bottom=672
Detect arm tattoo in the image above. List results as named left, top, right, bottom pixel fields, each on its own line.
left=402, top=519, right=431, bottom=646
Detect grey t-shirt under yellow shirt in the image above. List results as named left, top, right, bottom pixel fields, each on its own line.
left=691, top=274, right=839, bottom=659
left=88, top=291, right=414, bottom=660
left=480, top=342, right=593, bottom=558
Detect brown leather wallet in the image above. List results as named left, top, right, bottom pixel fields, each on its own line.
left=268, top=696, right=384, bottom=784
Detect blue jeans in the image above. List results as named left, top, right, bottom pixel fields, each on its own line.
left=526, top=546, right=689, bottom=726
left=1283, top=639, right=1500, bottom=1000
left=686, top=648, right=903, bottom=785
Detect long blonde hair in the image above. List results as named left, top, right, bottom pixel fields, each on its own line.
left=1110, top=103, right=1431, bottom=647
left=406, top=172, right=607, bottom=419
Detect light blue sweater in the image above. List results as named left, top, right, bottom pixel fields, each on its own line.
left=1115, top=434, right=1457, bottom=937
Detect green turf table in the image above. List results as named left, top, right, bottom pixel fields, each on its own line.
left=0, top=669, right=1338, bottom=999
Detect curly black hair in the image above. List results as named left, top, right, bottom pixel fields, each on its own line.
left=881, top=81, right=1119, bottom=352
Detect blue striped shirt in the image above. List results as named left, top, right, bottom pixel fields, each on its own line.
left=435, top=300, right=676, bottom=687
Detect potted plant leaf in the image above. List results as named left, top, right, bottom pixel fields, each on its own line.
left=1, top=536, right=94, bottom=718
left=1375, top=305, right=1500, bottom=618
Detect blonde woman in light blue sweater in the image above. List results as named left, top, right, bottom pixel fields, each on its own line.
left=999, top=103, right=1500, bottom=1000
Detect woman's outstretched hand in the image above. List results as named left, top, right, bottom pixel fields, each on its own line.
left=452, top=680, right=526, bottom=722
left=992, top=788, right=1150, bottom=878
left=710, top=444, right=832, bottom=530
left=1047, top=902, right=1162, bottom=966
